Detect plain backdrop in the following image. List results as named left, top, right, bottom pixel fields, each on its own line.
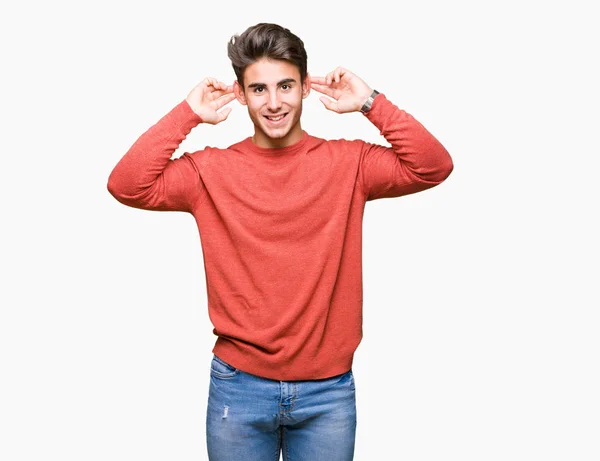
left=1, top=0, right=599, bottom=460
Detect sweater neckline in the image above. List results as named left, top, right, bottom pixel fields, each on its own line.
left=241, top=131, right=309, bottom=157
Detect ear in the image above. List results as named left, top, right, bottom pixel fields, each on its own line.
left=233, top=81, right=247, bottom=106
left=302, top=73, right=311, bottom=99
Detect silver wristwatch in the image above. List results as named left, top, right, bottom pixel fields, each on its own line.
left=360, top=90, right=380, bottom=113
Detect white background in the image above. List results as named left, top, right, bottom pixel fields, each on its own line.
left=1, top=0, right=599, bottom=460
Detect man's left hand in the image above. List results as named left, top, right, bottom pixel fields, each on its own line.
left=310, top=67, right=373, bottom=114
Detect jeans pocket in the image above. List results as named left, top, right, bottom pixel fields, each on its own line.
left=210, top=355, right=240, bottom=379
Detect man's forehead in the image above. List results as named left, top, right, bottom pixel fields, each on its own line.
left=244, top=59, right=300, bottom=85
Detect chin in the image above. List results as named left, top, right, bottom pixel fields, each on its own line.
left=265, top=128, right=291, bottom=139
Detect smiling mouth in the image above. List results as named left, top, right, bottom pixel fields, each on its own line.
left=264, top=113, right=288, bottom=122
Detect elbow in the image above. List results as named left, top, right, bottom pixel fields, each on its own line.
left=107, top=171, right=155, bottom=209
left=438, top=153, right=454, bottom=182
left=106, top=171, right=133, bottom=206
left=106, top=172, right=122, bottom=201
left=106, top=175, right=117, bottom=199
left=422, top=147, right=454, bottom=185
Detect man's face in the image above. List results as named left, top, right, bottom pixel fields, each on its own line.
left=234, top=58, right=310, bottom=149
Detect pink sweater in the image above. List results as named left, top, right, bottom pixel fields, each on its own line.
left=107, top=93, right=453, bottom=380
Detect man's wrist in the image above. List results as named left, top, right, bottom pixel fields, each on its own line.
left=359, top=89, right=380, bottom=114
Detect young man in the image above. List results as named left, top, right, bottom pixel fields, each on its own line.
left=107, top=22, right=453, bottom=461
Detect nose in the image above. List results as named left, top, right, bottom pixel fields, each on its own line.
left=267, top=90, right=282, bottom=112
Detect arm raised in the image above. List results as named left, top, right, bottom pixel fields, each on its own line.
left=107, top=79, right=236, bottom=211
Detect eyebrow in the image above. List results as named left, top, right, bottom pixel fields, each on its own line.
left=247, top=78, right=297, bottom=89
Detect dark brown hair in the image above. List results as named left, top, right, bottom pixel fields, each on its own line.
left=227, top=23, right=307, bottom=88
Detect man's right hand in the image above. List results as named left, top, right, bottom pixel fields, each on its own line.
left=186, top=78, right=237, bottom=125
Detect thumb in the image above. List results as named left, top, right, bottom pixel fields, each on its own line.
left=216, top=106, right=233, bottom=124
left=319, top=96, right=339, bottom=113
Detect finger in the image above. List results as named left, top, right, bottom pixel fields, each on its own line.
left=216, top=106, right=233, bottom=123
left=214, top=92, right=237, bottom=110
left=211, top=82, right=234, bottom=97
left=310, top=83, right=336, bottom=98
left=212, top=81, right=233, bottom=92
left=335, top=66, right=348, bottom=83
left=202, top=77, right=230, bottom=92
left=325, top=71, right=333, bottom=85
left=327, top=67, right=343, bottom=85
left=334, top=68, right=341, bottom=83
left=326, top=71, right=335, bottom=86
left=211, top=87, right=235, bottom=99
left=310, top=76, right=327, bottom=85
left=202, top=77, right=218, bottom=88
left=319, top=96, right=339, bottom=113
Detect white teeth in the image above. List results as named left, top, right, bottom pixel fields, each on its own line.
left=266, top=114, right=285, bottom=121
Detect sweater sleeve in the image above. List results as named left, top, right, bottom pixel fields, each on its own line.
left=359, top=93, right=454, bottom=201
left=107, top=99, right=206, bottom=213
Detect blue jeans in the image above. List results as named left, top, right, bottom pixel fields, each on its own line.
left=206, top=354, right=357, bottom=461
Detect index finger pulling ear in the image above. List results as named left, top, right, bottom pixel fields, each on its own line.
left=310, top=83, right=335, bottom=97
left=310, top=76, right=327, bottom=85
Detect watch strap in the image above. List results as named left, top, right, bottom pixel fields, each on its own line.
left=360, top=89, right=380, bottom=113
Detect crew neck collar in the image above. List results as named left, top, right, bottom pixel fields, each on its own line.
left=241, top=131, right=310, bottom=157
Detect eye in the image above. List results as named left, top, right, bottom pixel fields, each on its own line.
left=281, top=84, right=291, bottom=90
left=254, top=87, right=265, bottom=93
